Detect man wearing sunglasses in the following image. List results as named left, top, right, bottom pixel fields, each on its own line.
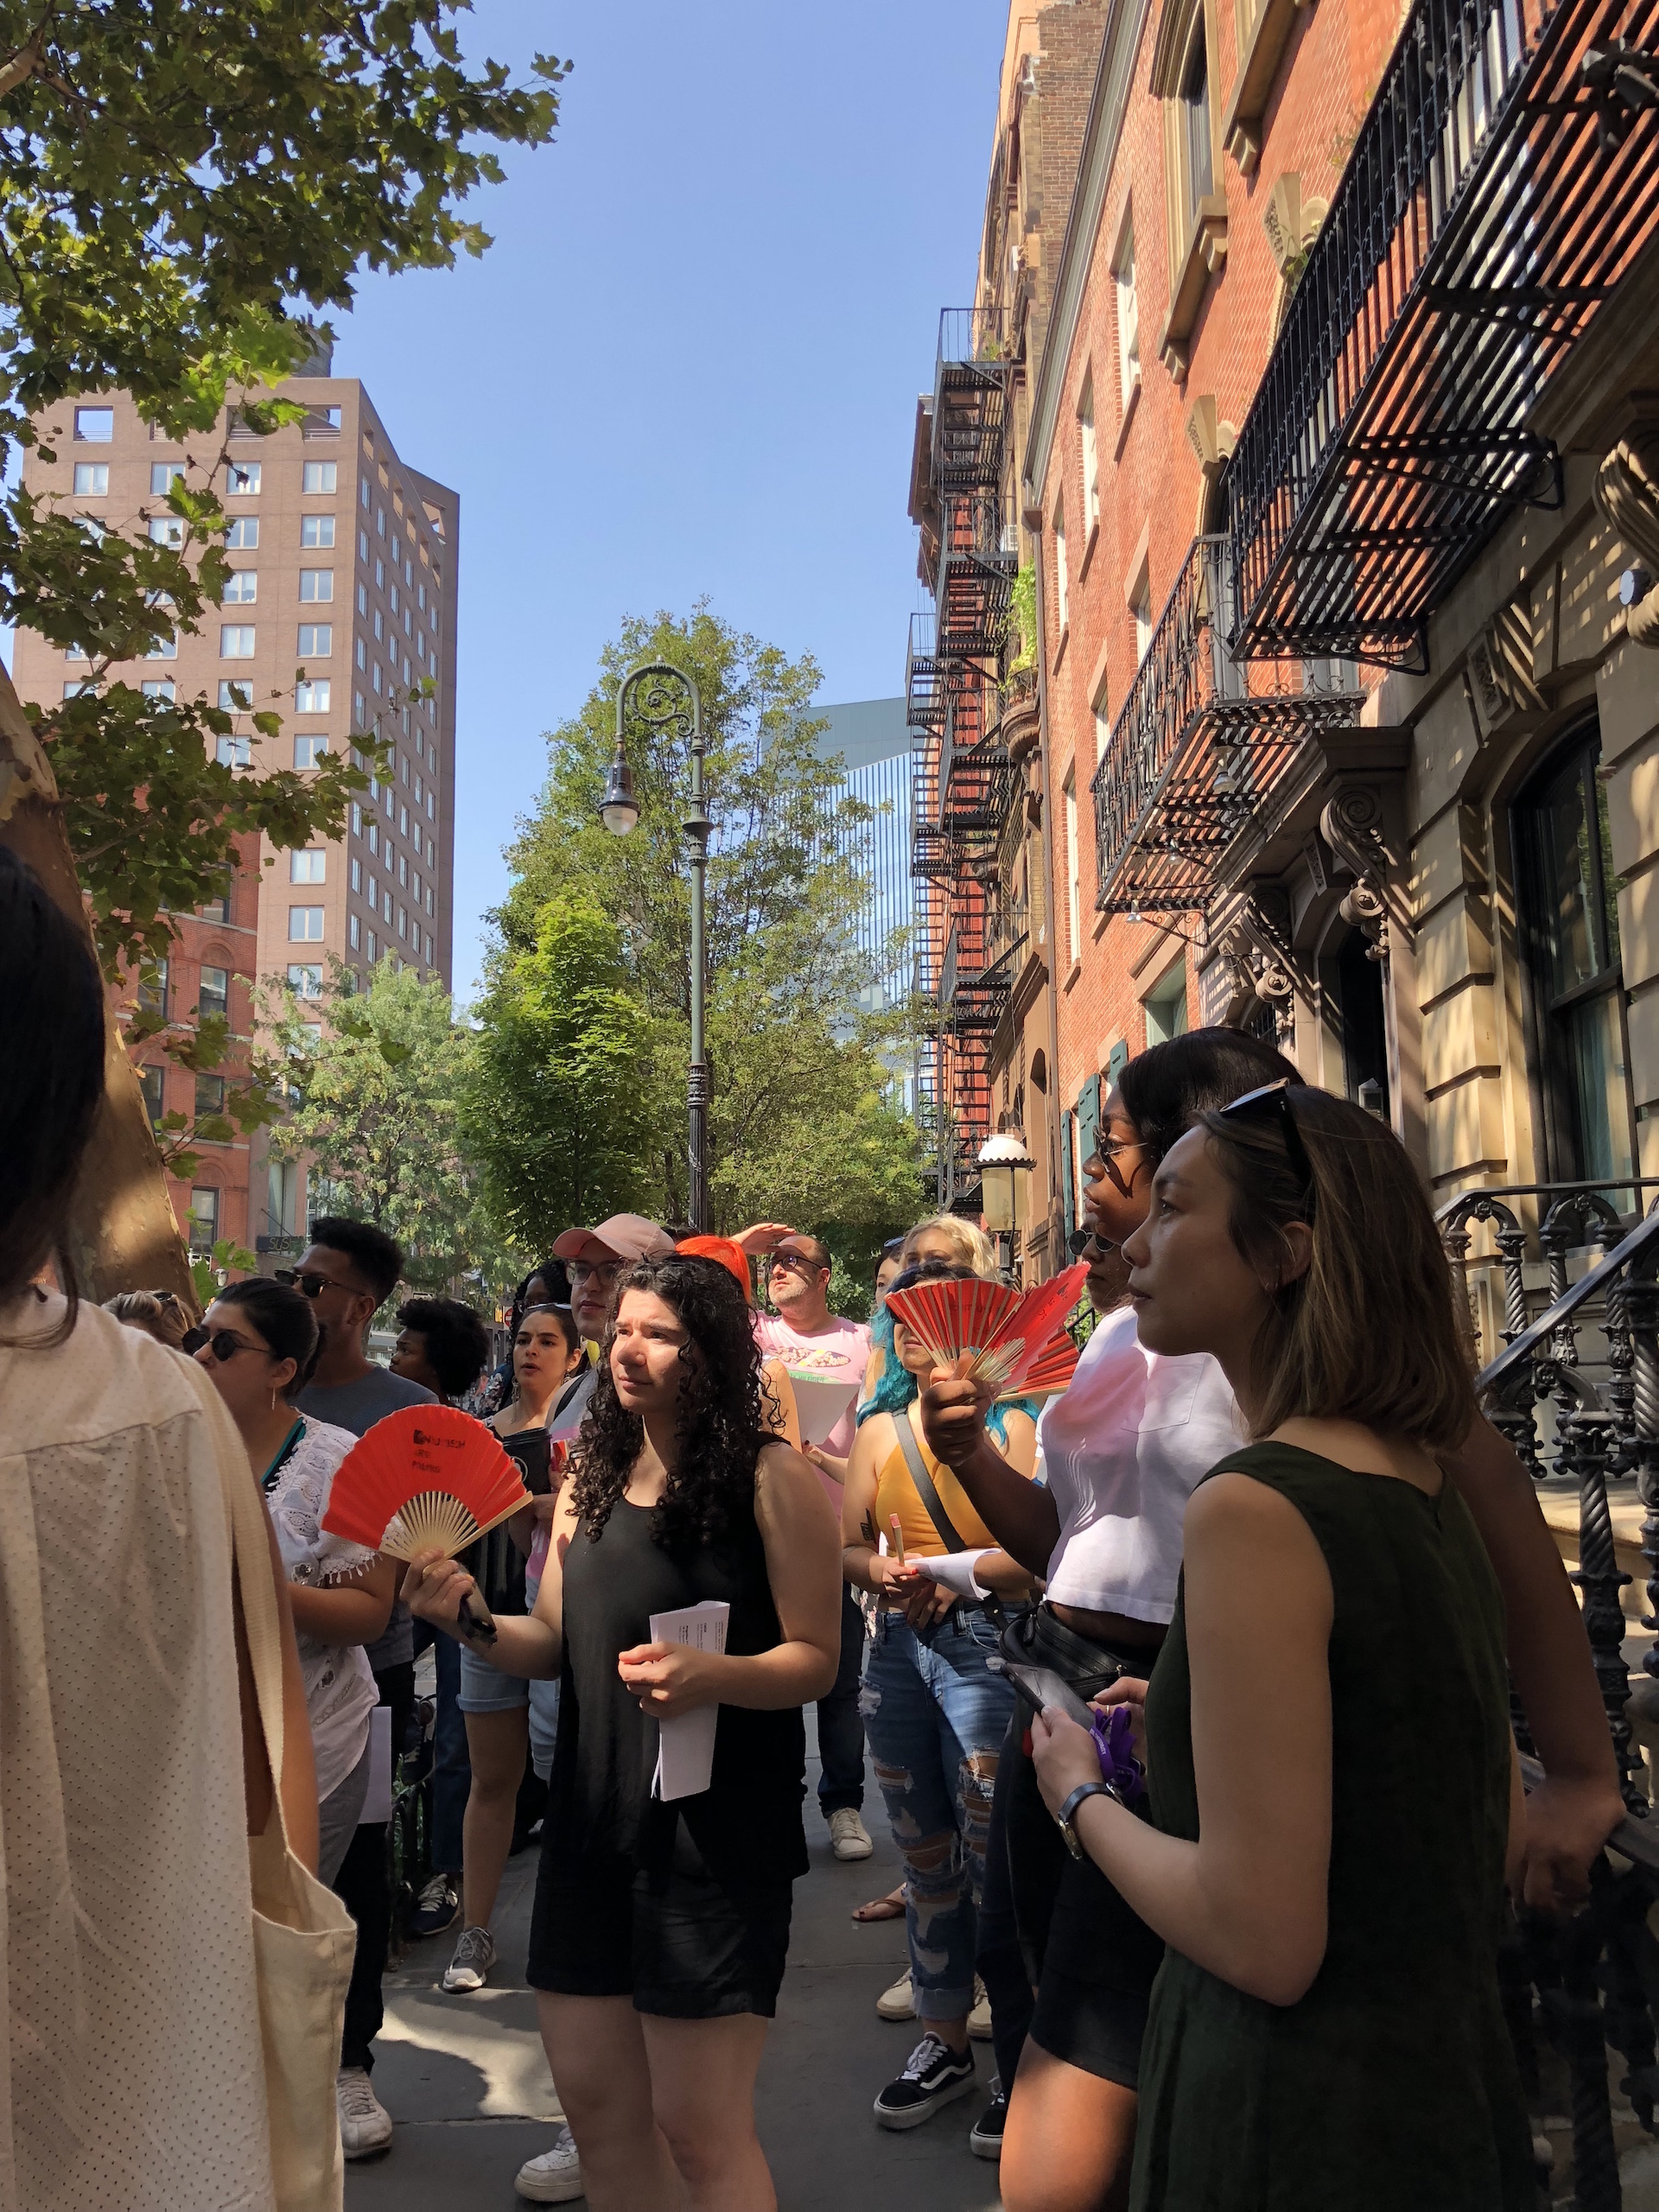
left=751, top=1232, right=876, bottom=1863
left=278, top=1215, right=434, bottom=2164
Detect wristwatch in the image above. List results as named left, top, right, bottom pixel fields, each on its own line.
left=1055, top=1779, right=1117, bottom=1860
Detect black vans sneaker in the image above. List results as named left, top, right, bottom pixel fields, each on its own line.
left=874, top=2032, right=976, bottom=2131
left=969, top=2079, right=1008, bottom=2159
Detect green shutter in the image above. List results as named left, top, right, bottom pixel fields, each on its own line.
left=1061, top=1108, right=1076, bottom=1236
left=1075, top=1075, right=1101, bottom=1200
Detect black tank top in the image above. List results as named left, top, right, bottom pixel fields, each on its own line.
left=546, top=1456, right=808, bottom=1891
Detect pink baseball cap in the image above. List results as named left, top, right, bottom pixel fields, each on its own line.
left=552, top=1213, right=675, bottom=1265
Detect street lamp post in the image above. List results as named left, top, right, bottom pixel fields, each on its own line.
left=599, top=658, right=712, bottom=1232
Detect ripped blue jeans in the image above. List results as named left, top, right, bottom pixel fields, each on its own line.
left=861, top=1608, right=1016, bottom=2024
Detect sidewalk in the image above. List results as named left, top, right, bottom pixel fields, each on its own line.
left=346, top=1733, right=1004, bottom=2211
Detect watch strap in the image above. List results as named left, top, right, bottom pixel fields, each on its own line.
left=1057, top=1779, right=1116, bottom=1831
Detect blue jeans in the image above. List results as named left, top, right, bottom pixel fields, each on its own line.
left=861, top=1609, right=1015, bottom=2023
left=817, top=1583, right=868, bottom=1816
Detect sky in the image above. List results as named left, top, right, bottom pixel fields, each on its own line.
left=329, top=0, right=1011, bottom=1003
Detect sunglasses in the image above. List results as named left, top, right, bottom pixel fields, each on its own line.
left=768, top=1250, right=824, bottom=1278
left=181, top=1325, right=272, bottom=1363
left=1090, top=1135, right=1150, bottom=1199
left=275, top=1268, right=353, bottom=1300
left=1216, top=1079, right=1317, bottom=1213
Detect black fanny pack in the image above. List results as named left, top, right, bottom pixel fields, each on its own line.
left=996, top=1601, right=1137, bottom=1700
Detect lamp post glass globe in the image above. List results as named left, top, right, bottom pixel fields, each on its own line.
left=598, top=753, right=639, bottom=836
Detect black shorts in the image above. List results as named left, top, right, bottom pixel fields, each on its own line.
left=1005, top=1709, right=1164, bottom=2088
left=528, top=1829, right=794, bottom=2020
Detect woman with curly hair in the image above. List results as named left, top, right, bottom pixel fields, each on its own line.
left=406, top=1251, right=842, bottom=2212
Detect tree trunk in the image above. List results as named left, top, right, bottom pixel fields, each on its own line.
left=0, top=662, right=196, bottom=1308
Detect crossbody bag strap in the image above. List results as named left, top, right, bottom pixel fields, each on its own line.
left=893, top=1406, right=968, bottom=1556
left=213, top=1406, right=291, bottom=1847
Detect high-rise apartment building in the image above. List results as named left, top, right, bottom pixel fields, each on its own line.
left=12, top=345, right=460, bottom=1255
left=813, top=698, right=913, bottom=1014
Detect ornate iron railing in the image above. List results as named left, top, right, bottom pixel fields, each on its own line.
left=1226, top=0, right=1659, bottom=668
left=1088, top=536, right=1362, bottom=913
left=1444, top=1176, right=1659, bottom=2207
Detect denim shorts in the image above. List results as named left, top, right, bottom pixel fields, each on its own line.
left=457, top=1637, right=561, bottom=1780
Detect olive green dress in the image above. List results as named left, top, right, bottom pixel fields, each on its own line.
left=1130, top=1442, right=1535, bottom=2212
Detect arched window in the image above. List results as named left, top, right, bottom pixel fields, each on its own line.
left=1515, top=722, right=1635, bottom=1184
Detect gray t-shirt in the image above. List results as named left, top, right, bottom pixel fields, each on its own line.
left=296, top=1364, right=437, bottom=1673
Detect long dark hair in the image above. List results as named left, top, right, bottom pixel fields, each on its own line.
left=214, top=1278, right=322, bottom=1403
left=1116, top=1025, right=1300, bottom=1166
left=0, top=847, right=107, bottom=1343
left=569, top=1252, right=765, bottom=1550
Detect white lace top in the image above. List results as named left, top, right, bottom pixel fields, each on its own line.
left=0, top=1295, right=275, bottom=2210
left=263, top=1416, right=380, bottom=1803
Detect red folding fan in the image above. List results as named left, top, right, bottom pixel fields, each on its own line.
left=886, top=1263, right=1090, bottom=1397
left=884, top=1276, right=1020, bottom=1371
left=321, top=1405, right=531, bottom=1561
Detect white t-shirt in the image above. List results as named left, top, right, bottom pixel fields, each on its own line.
left=264, top=1416, right=380, bottom=1802
left=1039, top=1302, right=1244, bottom=1623
left=0, top=1295, right=275, bottom=2210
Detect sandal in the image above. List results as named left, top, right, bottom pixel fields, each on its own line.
left=851, top=1885, right=907, bottom=1923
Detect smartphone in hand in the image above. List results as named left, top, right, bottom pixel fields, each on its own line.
left=1003, top=1662, right=1093, bottom=1729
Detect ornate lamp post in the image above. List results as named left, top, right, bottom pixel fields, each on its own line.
left=598, top=659, right=712, bottom=1232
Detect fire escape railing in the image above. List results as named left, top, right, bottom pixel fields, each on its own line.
left=1088, top=536, right=1363, bottom=915
left=1226, top=0, right=1659, bottom=670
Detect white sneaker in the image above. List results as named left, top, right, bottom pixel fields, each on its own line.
left=336, top=2066, right=392, bottom=2158
left=442, top=1923, right=496, bottom=1993
left=968, top=1976, right=993, bottom=2041
left=514, top=2123, right=584, bottom=2202
left=876, top=1968, right=916, bottom=2021
left=829, top=1808, right=874, bottom=1860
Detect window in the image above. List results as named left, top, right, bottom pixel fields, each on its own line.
left=376, top=506, right=385, bottom=537
left=226, top=517, right=258, bottom=550
left=426, top=791, right=435, bottom=822
left=61, top=680, right=97, bottom=701
left=216, top=734, right=251, bottom=767
left=218, top=680, right=251, bottom=712
left=1054, top=498, right=1069, bottom=632
left=289, top=906, right=325, bottom=942
left=199, top=893, right=232, bottom=923
left=73, top=407, right=113, bottom=442
left=1114, top=213, right=1141, bottom=409
left=1092, top=676, right=1112, bottom=765
left=222, top=569, right=257, bottom=603
left=390, top=583, right=400, bottom=615
left=144, top=631, right=177, bottom=662
left=361, top=480, right=371, bottom=510
left=302, top=461, right=338, bottom=494
left=359, top=528, right=369, bottom=562
left=356, top=583, right=367, bottom=615
left=354, top=690, right=366, bottom=726
left=139, top=1064, right=165, bottom=1125
left=373, top=608, right=383, bottom=640
left=1063, top=771, right=1082, bottom=962
left=351, top=802, right=362, bottom=836
left=1516, top=725, right=1637, bottom=1184
left=366, top=931, right=378, bottom=963
left=411, top=869, right=422, bottom=905
left=220, top=625, right=255, bottom=658
left=414, top=774, right=423, bottom=806
left=138, top=959, right=168, bottom=1016
left=194, top=1073, right=227, bottom=1118
left=73, top=463, right=109, bottom=497
left=148, top=514, right=184, bottom=550
left=372, top=662, right=382, bottom=694
left=151, top=462, right=185, bottom=496
left=397, top=905, right=407, bottom=940
left=295, top=678, right=330, bottom=715
left=299, top=569, right=334, bottom=602
left=142, top=678, right=175, bottom=702
left=294, top=734, right=327, bottom=768
left=383, top=888, right=393, bottom=922
left=367, top=871, right=378, bottom=906
left=287, top=963, right=322, bottom=998
left=1079, top=378, right=1099, bottom=535
left=399, top=804, right=409, bottom=836
left=356, top=639, right=366, bottom=671
left=1132, top=573, right=1154, bottom=664
left=1179, top=30, right=1214, bottom=216
left=397, top=853, right=407, bottom=887
left=290, top=849, right=327, bottom=884
left=425, top=932, right=434, bottom=963
left=1143, top=962, right=1190, bottom=1046
left=351, top=858, right=362, bottom=893
left=227, top=461, right=261, bottom=495
left=375, top=558, right=385, bottom=589
left=399, top=753, right=409, bottom=785
left=198, top=964, right=229, bottom=1020
left=348, top=912, right=361, bottom=950
left=189, top=1186, right=220, bottom=1248
left=367, top=821, right=379, bottom=855
left=302, top=514, right=336, bottom=550
left=297, top=624, right=332, bottom=658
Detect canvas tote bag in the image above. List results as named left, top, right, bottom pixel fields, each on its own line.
left=220, top=1446, right=358, bottom=2212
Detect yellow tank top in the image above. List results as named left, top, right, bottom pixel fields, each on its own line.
left=873, top=1408, right=1001, bottom=1557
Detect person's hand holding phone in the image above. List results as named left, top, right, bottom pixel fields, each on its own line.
left=1094, top=1675, right=1150, bottom=1769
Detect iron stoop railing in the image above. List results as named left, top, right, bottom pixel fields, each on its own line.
left=1089, top=536, right=1363, bottom=914
left=1226, top=0, right=1659, bottom=669
left=1442, top=1179, right=1659, bottom=2208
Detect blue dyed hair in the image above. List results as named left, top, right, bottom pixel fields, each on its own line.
left=857, top=1266, right=1034, bottom=1446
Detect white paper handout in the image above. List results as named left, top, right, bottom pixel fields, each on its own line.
left=649, top=1599, right=730, bottom=1802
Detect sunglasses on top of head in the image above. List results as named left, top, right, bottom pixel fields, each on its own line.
left=1216, top=1078, right=1317, bottom=1214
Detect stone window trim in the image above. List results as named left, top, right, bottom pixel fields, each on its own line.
left=1222, top=0, right=1315, bottom=175
left=1152, top=0, right=1227, bottom=383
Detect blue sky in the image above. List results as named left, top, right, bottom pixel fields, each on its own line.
left=331, top=0, right=1009, bottom=1002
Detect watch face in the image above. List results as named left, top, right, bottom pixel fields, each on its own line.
left=1060, top=1821, right=1085, bottom=1862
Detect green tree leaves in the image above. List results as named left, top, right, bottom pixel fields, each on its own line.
left=463, top=891, right=653, bottom=1255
